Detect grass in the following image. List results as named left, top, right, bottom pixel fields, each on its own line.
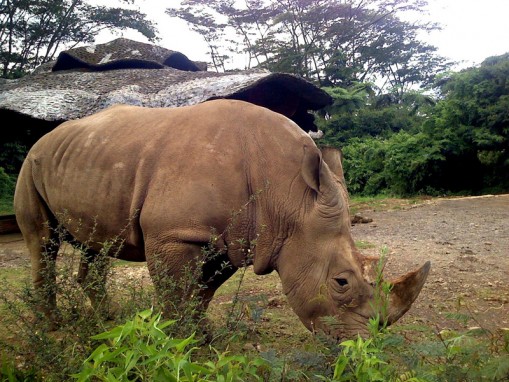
left=0, top=265, right=29, bottom=287
left=207, top=268, right=314, bottom=352
left=349, top=195, right=429, bottom=215
left=354, top=240, right=376, bottom=250
left=1, top=249, right=509, bottom=381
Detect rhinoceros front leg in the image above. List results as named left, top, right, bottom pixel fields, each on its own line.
left=144, top=239, right=236, bottom=319
left=198, top=249, right=237, bottom=310
left=145, top=240, right=207, bottom=317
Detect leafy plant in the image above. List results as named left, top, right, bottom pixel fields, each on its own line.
left=73, top=309, right=269, bottom=381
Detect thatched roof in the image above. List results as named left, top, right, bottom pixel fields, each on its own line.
left=33, top=37, right=208, bottom=74
left=0, top=38, right=332, bottom=142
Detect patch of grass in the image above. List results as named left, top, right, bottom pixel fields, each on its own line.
left=477, top=288, right=509, bottom=304
left=111, top=259, right=147, bottom=268
left=0, top=199, right=14, bottom=215
left=349, top=195, right=429, bottom=215
left=208, top=269, right=313, bottom=352
left=355, top=240, right=376, bottom=250
left=0, top=266, right=29, bottom=287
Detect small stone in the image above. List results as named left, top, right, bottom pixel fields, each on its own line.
left=243, top=343, right=256, bottom=351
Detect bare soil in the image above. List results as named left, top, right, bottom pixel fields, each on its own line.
left=351, top=194, right=509, bottom=332
left=1, top=194, right=508, bottom=334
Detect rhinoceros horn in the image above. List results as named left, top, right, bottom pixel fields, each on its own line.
left=386, top=261, right=431, bottom=324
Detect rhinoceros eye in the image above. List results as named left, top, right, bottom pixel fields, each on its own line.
left=332, top=273, right=352, bottom=295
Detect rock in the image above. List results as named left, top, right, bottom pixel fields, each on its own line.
left=242, top=343, right=256, bottom=351
left=351, top=213, right=373, bottom=225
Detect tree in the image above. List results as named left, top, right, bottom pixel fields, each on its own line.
left=0, top=0, right=158, bottom=78
left=166, top=1, right=229, bottom=72
left=168, top=0, right=450, bottom=95
left=318, top=82, right=435, bottom=148
left=422, top=53, right=509, bottom=192
left=329, top=53, right=509, bottom=196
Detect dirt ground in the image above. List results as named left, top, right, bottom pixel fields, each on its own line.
left=1, top=194, right=508, bottom=333
left=351, top=194, right=509, bottom=332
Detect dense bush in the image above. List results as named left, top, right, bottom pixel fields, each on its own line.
left=340, top=132, right=448, bottom=196
left=319, top=53, right=509, bottom=196
left=0, top=142, right=26, bottom=214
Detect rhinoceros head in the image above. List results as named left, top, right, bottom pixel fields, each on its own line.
left=273, top=145, right=430, bottom=340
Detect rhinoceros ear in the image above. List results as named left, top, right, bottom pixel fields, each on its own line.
left=301, top=144, right=322, bottom=193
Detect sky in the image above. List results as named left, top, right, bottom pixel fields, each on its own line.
left=95, top=0, right=509, bottom=71
left=423, top=0, right=509, bottom=68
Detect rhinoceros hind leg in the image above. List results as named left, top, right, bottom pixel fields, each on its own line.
left=76, top=248, right=110, bottom=317
left=32, top=234, right=60, bottom=328
left=14, top=163, right=61, bottom=329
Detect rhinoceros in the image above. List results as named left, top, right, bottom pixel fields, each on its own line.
left=14, top=99, right=430, bottom=339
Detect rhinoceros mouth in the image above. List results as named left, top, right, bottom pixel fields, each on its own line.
left=311, top=311, right=373, bottom=341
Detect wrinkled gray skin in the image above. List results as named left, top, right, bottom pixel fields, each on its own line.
left=14, top=99, right=430, bottom=339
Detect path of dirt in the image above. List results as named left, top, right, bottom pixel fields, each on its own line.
left=351, top=194, right=509, bottom=332
left=1, top=195, right=508, bottom=332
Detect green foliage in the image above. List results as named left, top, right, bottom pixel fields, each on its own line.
left=318, top=53, right=509, bottom=196
left=318, top=83, right=435, bottom=148
left=0, top=167, right=16, bottom=215
left=0, top=357, right=39, bottom=381
left=410, top=326, right=509, bottom=381
left=0, top=142, right=27, bottom=175
left=322, top=336, right=393, bottom=382
left=382, top=131, right=446, bottom=195
left=0, top=142, right=24, bottom=214
left=169, top=0, right=449, bottom=91
left=1, top=240, right=509, bottom=381
left=424, top=53, right=509, bottom=192
left=0, top=0, right=158, bottom=78
left=338, top=131, right=450, bottom=196
left=74, top=309, right=269, bottom=381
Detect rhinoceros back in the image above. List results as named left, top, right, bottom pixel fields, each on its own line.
left=17, top=100, right=311, bottom=256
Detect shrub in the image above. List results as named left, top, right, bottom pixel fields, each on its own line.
left=73, top=309, right=269, bottom=381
